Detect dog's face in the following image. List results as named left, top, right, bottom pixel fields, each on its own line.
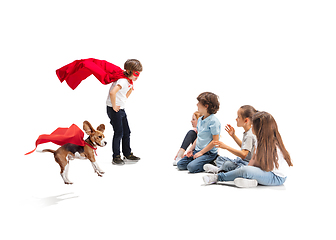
left=83, top=121, right=107, bottom=147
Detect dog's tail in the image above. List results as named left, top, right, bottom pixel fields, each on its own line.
left=41, top=149, right=56, bottom=154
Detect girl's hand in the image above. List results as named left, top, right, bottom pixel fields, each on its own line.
left=113, top=105, right=120, bottom=112
left=225, top=124, right=235, bottom=137
left=193, top=151, right=203, bottom=159
left=186, top=150, right=193, bottom=158
left=213, top=141, right=227, bottom=149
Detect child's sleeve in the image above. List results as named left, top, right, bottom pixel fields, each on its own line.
left=241, top=136, right=254, bottom=152
left=209, top=120, right=221, bottom=136
left=117, top=79, right=129, bottom=89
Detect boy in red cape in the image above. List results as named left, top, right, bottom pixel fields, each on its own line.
left=106, top=59, right=142, bottom=165
left=56, top=58, right=143, bottom=165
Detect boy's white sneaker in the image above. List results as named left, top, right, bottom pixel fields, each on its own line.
left=203, top=164, right=219, bottom=174
left=203, top=174, right=218, bottom=184
left=234, top=178, right=258, bottom=188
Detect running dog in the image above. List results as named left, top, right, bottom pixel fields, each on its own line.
left=42, top=121, right=106, bottom=184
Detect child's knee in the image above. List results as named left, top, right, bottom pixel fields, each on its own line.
left=236, top=166, right=251, bottom=179
left=113, top=128, right=123, bottom=138
left=223, top=161, right=237, bottom=172
left=177, top=160, right=187, bottom=170
left=187, top=161, right=202, bottom=173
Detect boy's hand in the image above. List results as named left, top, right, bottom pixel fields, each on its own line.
left=225, top=124, right=235, bottom=137
left=213, top=141, right=227, bottom=150
left=113, top=105, right=120, bottom=112
left=193, top=151, right=203, bottom=159
left=186, top=150, right=193, bottom=158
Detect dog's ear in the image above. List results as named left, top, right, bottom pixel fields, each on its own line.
left=97, top=124, right=105, bottom=133
left=83, top=121, right=95, bottom=135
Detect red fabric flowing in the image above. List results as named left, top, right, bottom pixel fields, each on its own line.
left=25, top=124, right=85, bottom=155
left=56, top=58, right=132, bottom=90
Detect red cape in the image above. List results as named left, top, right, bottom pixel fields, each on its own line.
left=25, top=124, right=85, bottom=155
left=56, top=58, right=132, bottom=90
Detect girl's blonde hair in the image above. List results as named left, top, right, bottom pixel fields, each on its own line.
left=194, top=111, right=201, bottom=120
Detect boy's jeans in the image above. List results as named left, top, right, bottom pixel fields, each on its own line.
left=107, top=106, right=131, bottom=158
left=217, top=166, right=287, bottom=186
left=177, top=150, right=218, bottom=173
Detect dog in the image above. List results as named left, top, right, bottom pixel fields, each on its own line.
left=42, top=121, right=107, bottom=184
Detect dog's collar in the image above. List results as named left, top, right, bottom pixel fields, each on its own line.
left=84, top=140, right=97, bottom=156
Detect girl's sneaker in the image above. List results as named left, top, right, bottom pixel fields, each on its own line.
left=234, top=178, right=258, bottom=188
left=202, top=174, right=218, bottom=184
left=173, top=157, right=182, bottom=166
left=203, top=164, right=219, bottom=174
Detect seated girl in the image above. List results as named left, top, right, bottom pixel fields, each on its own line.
left=203, top=105, right=257, bottom=173
left=173, top=111, right=201, bottom=166
left=203, top=111, right=293, bottom=187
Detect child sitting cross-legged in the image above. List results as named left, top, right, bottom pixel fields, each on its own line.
left=203, top=105, right=257, bottom=174
left=177, top=92, right=221, bottom=173
left=203, top=111, right=293, bottom=188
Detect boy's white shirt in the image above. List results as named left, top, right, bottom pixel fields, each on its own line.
left=106, top=78, right=132, bottom=109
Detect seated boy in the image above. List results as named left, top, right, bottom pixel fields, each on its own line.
left=177, top=92, right=221, bottom=173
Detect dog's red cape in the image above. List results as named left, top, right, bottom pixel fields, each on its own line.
left=56, top=58, right=133, bottom=90
left=25, top=124, right=85, bottom=155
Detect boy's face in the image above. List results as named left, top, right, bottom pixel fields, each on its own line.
left=197, top=102, right=208, bottom=116
left=129, top=71, right=141, bottom=81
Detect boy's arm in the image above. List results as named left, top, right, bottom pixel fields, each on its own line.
left=186, top=139, right=197, bottom=157
left=109, top=84, right=122, bottom=112
left=193, top=135, right=219, bottom=159
left=126, top=88, right=132, bottom=98
left=213, top=141, right=249, bottom=159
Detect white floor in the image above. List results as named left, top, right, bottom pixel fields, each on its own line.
left=1, top=1, right=336, bottom=239
left=2, top=145, right=335, bottom=240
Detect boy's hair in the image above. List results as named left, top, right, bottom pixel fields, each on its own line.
left=197, top=92, right=220, bottom=114
left=240, top=105, right=257, bottom=121
left=124, top=59, right=143, bottom=77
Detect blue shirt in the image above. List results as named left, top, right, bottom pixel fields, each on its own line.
left=195, top=114, right=221, bottom=154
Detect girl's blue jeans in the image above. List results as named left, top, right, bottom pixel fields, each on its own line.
left=177, top=150, right=217, bottom=173
left=216, top=156, right=248, bottom=172
left=217, top=166, right=287, bottom=186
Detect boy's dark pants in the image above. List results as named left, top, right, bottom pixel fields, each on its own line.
left=107, top=106, right=131, bottom=158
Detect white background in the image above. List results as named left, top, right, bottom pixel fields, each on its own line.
left=1, top=0, right=335, bottom=239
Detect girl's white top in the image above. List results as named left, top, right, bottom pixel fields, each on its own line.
left=272, top=147, right=290, bottom=178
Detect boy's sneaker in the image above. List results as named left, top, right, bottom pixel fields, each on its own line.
left=203, top=164, right=219, bottom=174
left=112, top=155, right=125, bottom=165
left=202, top=174, right=218, bottom=184
left=234, top=178, right=258, bottom=188
left=124, top=153, right=140, bottom=161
